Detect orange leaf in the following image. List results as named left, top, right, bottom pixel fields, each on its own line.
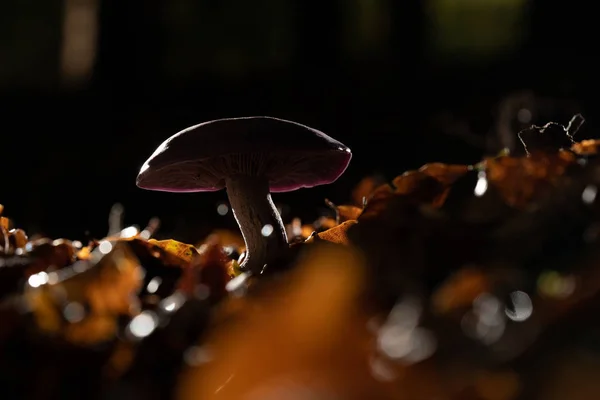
left=148, top=239, right=199, bottom=263
left=571, top=139, right=600, bottom=156
left=0, top=216, right=9, bottom=230
left=419, top=162, right=469, bottom=185
left=338, top=205, right=363, bottom=222
left=316, top=220, right=358, bottom=245
left=351, top=176, right=385, bottom=206
left=483, top=153, right=574, bottom=208
left=325, top=199, right=364, bottom=224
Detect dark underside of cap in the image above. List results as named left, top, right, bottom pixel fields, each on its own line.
left=136, top=116, right=352, bottom=193
left=136, top=148, right=352, bottom=193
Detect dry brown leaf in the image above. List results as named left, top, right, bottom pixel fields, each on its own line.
left=176, top=245, right=397, bottom=400
left=317, top=216, right=337, bottom=230
left=338, top=205, right=363, bottom=222
left=316, top=220, right=358, bottom=245
left=325, top=199, right=364, bottom=224
left=148, top=239, right=199, bottom=263
left=571, top=139, right=600, bottom=156
left=199, top=229, right=245, bottom=250
left=301, top=224, right=314, bottom=239
left=351, top=176, right=385, bottom=206
left=9, top=229, right=28, bottom=249
left=26, top=241, right=144, bottom=345
left=187, top=240, right=230, bottom=300
left=419, top=163, right=470, bottom=185
left=484, top=153, right=574, bottom=208
left=359, top=183, right=394, bottom=220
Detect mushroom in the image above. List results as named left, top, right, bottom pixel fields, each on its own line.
left=136, top=116, right=352, bottom=274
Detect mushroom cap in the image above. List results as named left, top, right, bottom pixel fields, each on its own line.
left=136, top=116, right=352, bottom=193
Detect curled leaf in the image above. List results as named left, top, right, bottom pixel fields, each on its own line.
left=572, top=139, right=600, bottom=156
left=200, top=229, right=245, bottom=251
left=351, top=176, right=386, bottom=206
left=177, top=244, right=374, bottom=400
left=418, top=163, right=469, bottom=185
left=148, top=239, right=199, bottom=263
left=26, top=241, right=144, bottom=345
left=483, top=153, right=575, bottom=208
left=316, top=220, right=358, bottom=245
left=325, top=199, right=364, bottom=224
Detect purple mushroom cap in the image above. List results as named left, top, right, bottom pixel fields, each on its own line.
left=136, top=116, right=352, bottom=193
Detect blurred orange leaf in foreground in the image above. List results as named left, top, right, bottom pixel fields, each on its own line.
left=176, top=244, right=400, bottom=400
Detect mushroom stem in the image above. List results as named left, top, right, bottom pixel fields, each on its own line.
left=225, top=175, right=289, bottom=274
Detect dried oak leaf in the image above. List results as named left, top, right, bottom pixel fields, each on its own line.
left=9, top=228, right=27, bottom=249
left=122, top=237, right=218, bottom=301
left=198, top=229, right=245, bottom=251
left=0, top=216, right=9, bottom=230
left=326, top=199, right=364, bottom=224
left=148, top=238, right=199, bottom=264
left=351, top=176, right=386, bottom=206
left=301, top=224, right=315, bottom=239
left=24, top=238, right=77, bottom=275
left=359, top=182, right=395, bottom=220
left=316, top=216, right=337, bottom=230
left=315, top=220, right=358, bottom=245
left=419, top=163, right=470, bottom=185
left=338, top=205, right=363, bottom=222
left=483, top=152, right=576, bottom=208
left=26, top=241, right=144, bottom=345
left=190, top=239, right=231, bottom=302
left=176, top=244, right=397, bottom=400
left=360, top=163, right=468, bottom=221
left=571, top=139, right=600, bottom=156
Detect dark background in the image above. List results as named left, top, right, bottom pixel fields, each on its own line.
left=0, top=0, right=597, bottom=243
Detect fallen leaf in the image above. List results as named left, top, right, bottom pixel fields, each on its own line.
left=26, top=241, right=144, bottom=345
left=351, top=176, right=386, bottom=206
left=483, top=153, right=574, bottom=208
left=325, top=199, right=364, bottom=224
left=572, top=139, right=600, bottom=156
left=149, top=239, right=199, bottom=263
left=176, top=244, right=394, bottom=400
left=316, top=220, right=358, bottom=245
left=419, top=163, right=470, bottom=185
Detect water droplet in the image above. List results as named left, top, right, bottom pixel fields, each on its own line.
left=128, top=311, right=158, bottom=338
left=98, top=240, right=112, bottom=254
left=63, top=302, right=85, bottom=323
left=505, top=291, right=533, bottom=322
left=37, top=272, right=49, bottom=285
left=120, top=226, right=139, bottom=238
left=217, top=203, right=229, bottom=216
left=582, top=184, right=597, bottom=204
left=261, top=224, right=274, bottom=237
left=146, top=277, right=162, bottom=294
left=160, top=292, right=185, bottom=313
left=474, top=171, right=488, bottom=197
